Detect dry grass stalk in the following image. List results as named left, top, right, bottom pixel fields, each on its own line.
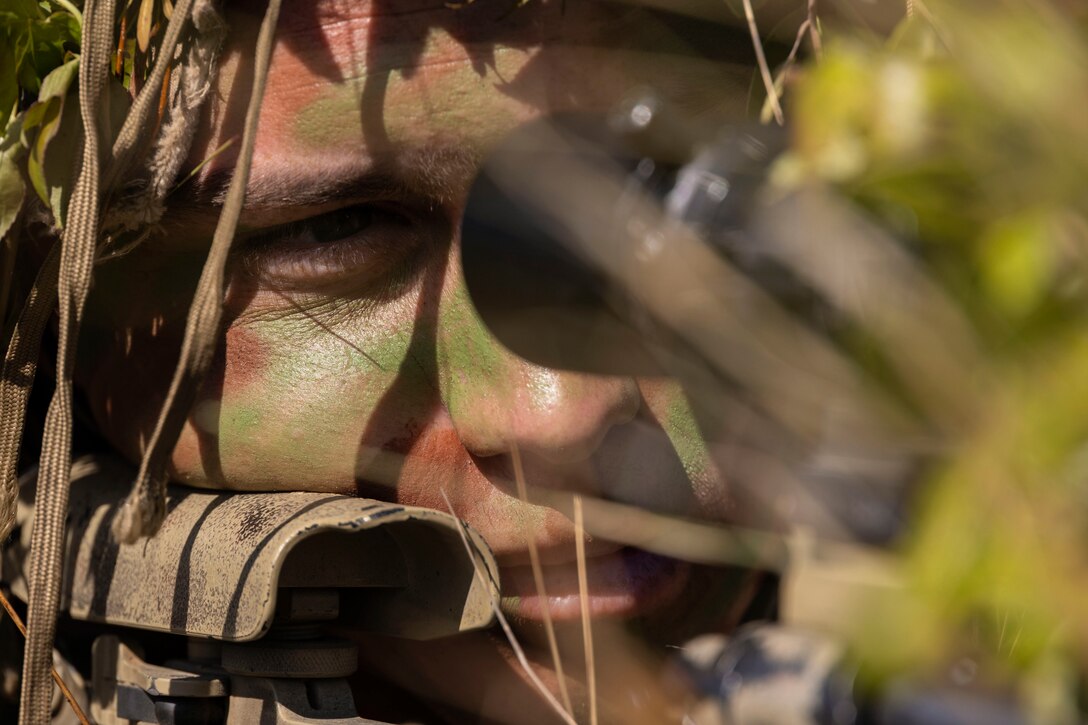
left=511, top=443, right=575, bottom=718
left=806, top=0, right=822, bottom=57
left=763, top=0, right=822, bottom=122
left=0, top=588, right=90, bottom=725
left=439, top=490, right=578, bottom=725
left=529, top=486, right=790, bottom=570
left=741, top=0, right=785, bottom=124
left=574, top=495, right=598, bottom=725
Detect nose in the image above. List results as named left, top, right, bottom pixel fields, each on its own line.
left=436, top=262, right=641, bottom=468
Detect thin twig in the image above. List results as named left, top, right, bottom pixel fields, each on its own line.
left=525, top=487, right=790, bottom=571
left=511, top=443, right=574, bottom=718
left=911, top=0, right=953, bottom=51
left=806, top=0, right=822, bottom=58
left=574, top=495, right=597, bottom=725
left=0, top=588, right=91, bottom=725
left=763, top=0, right=820, bottom=123
left=152, top=62, right=173, bottom=139
left=786, top=19, right=812, bottom=70
left=439, top=490, right=578, bottom=725
left=740, top=0, right=784, bottom=125
left=761, top=13, right=808, bottom=124
left=114, top=11, right=127, bottom=76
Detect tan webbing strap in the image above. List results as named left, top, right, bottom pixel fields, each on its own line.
left=0, top=244, right=59, bottom=546
left=17, top=0, right=115, bottom=720
left=113, top=0, right=284, bottom=543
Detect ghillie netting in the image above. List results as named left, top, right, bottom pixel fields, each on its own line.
left=1, top=0, right=279, bottom=720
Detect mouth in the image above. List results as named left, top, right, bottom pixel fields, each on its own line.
left=498, top=547, right=691, bottom=622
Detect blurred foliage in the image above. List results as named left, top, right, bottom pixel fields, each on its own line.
left=776, top=0, right=1088, bottom=711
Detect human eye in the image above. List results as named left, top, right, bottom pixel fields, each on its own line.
left=231, top=203, right=435, bottom=296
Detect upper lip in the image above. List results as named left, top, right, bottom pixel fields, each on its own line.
left=493, top=537, right=626, bottom=568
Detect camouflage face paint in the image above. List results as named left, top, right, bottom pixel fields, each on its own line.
left=294, top=42, right=531, bottom=151
left=642, top=378, right=727, bottom=512
left=76, top=2, right=749, bottom=652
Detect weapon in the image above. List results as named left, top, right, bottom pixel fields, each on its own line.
left=458, top=94, right=1034, bottom=724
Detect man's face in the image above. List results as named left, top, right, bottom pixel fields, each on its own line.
left=80, top=0, right=750, bottom=710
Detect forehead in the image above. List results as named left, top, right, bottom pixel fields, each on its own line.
left=178, top=0, right=752, bottom=220
left=255, top=0, right=696, bottom=63
left=237, top=0, right=603, bottom=146
left=267, top=0, right=578, bottom=60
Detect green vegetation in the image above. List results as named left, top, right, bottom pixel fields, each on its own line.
left=775, top=0, right=1088, bottom=713
left=0, top=0, right=81, bottom=236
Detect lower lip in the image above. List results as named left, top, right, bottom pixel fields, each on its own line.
left=499, top=548, right=690, bottom=622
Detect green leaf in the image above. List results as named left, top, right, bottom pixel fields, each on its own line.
left=0, top=144, right=25, bottom=240
left=37, top=53, right=77, bottom=99
left=25, top=33, right=65, bottom=84
left=42, top=86, right=77, bottom=227
left=13, top=31, right=39, bottom=95
left=25, top=94, right=59, bottom=204
left=2, top=1, right=80, bottom=106
left=40, top=11, right=80, bottom=47
left=121, top=38, right=135, bottom=90
left=15, top=57, right=81, bottom=224
left=0, top=111, right=23, bottom=152
left=59, top=10, right=78, bottom=44
left=18, top=96, right=50, bottom=145
left=20, top=57, right=76, bottom=206
left=0, top=0, right=42, bottom=20
left=45, top=1, right=82, bottom=33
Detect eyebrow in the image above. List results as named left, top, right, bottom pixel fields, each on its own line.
left=170, top=145, right=482, bottom=219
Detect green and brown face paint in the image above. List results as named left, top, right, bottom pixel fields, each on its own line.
left=77, top=1, right=739, bottom=572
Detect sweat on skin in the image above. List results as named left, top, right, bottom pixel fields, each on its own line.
left=72, top=1, right=750, bottom=720
left=79, top=0, right=742, bottom=550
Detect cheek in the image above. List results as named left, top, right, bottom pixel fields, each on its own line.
left=80, top=320, right=185, bottom=466
left=170, top=302, right=445, bottom=491
left=433, top=279, right=518, bottom=424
